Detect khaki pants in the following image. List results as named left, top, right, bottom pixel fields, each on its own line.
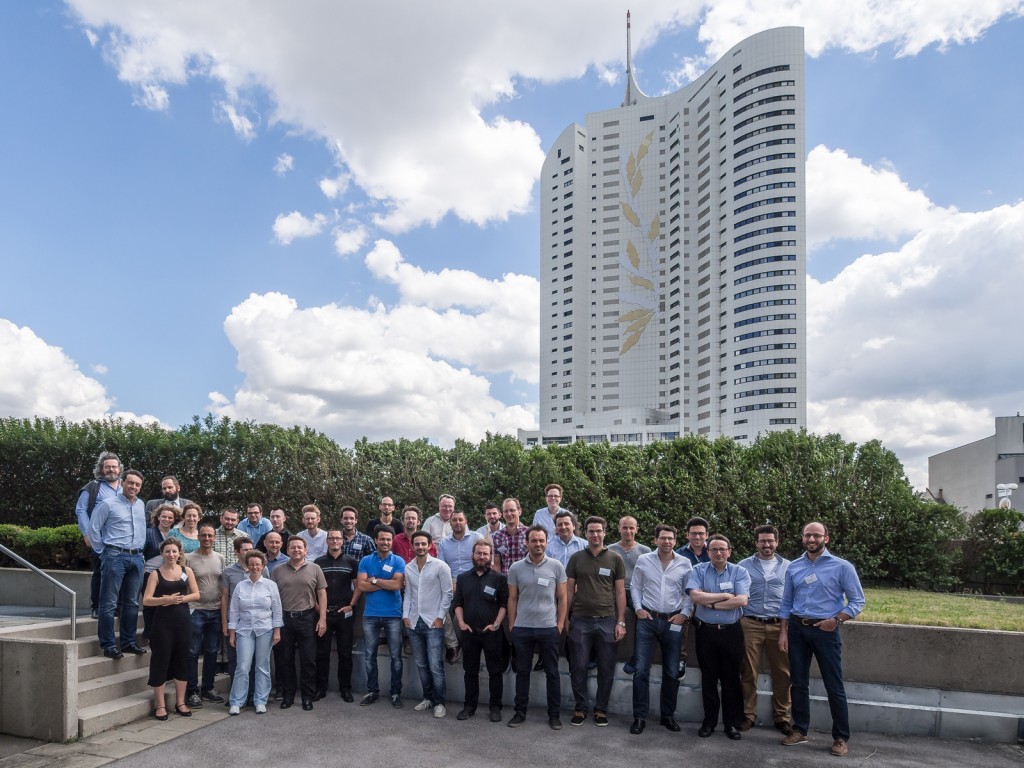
left=740, top=616, right=791, bottom=724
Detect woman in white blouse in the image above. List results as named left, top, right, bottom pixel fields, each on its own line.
left=227, top=549, right=283, bottom=714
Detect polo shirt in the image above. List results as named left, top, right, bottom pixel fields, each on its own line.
left=271, top=560, right=327, bottom=612
left=507, top=555, right=566, bottom=629
left=358, top=551, right=406, bottom=618
left=566, top=547, right=625, bottom=617
left=314, top=551, right=359, bottom=607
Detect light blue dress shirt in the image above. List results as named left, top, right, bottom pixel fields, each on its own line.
left=686, top=561, right=751, bottom=624
left=88, top=495, right=146, bottom=554
left=738, top=553, right=790, bottom=618
left=780, top=548, right=865, bottom=620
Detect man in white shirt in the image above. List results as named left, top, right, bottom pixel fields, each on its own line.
left=422, top=494, right=455, bottom=542
left=403, top=531, right=453, bottom=719
left=296, top=504, right=328, bottom=561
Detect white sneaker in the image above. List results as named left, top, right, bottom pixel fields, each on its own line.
left=228, top=705, right=240, bottom=715
left=414, top=699, right=432, bottom=711
left=255, top=704, right=267, bottom=714
left=433, top=704, right=447, bottom=718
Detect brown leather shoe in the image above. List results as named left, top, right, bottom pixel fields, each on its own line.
left=831, top=739, right=848, bottom=757
left=774, top=720, right=793, bottom=735
left=739, top=719, right=754, bottom=732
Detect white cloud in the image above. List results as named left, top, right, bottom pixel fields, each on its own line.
left=319, top=174, right=349, bottom=200
left=332, top=224, right=367, bottom=256
left=272, top=210, right=330, bottom=245
left=273, top=153, right=294, bottom=176
left=218, top=101, right=256, bottom=141
left=207, top=241, right=539, bottom=444
left=0, top=319, right=112, bottom=420
left=808, top=199, right=1024, bottom=489
left=91, top=363, right=109, bottom=375
left=806, top=146, right=949, bottom=250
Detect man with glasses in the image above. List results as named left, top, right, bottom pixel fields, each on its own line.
left=628, top=524, right=692, bottom=734
left=237, top=503, right=272, bottom=542
left=185, top=520, right=226, bottom=708
left=532, top=484, right=567, bottom=537
left=687, top=534, right=750, bottom=740
left=779, top=522, right=865, bottom=757
left=366, top=496, right=402, bottom=538
left=314, top=529, right=359, bottom=702
left=75, top=451, right=123, bottom=619
left=674, top=516, right=711, bottom=680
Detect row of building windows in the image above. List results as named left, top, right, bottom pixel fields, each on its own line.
left=736, top=342, right=798, bottom=356
left=734, top=371, right=797, bottom=385
left=734, top=253, right=796, bottom=271
left=734, top=282, right=796, bottom=300
left=734, top=356, right=797, bottom=371
left=734, top=268, right=797, bottom=286
left=735, top=122, right=796, bottom=146
left=735, top=240, right=797, bottom=258
left=734, top=108, right=796, bottom=132
left=734, top=327, right=797, bottom=342
left=735, top=297, right=797, bottom=314
left=734, top=180, right=796, bottom=202
left=734, top=312, right=797, bottom=328
left=733, top=80, right=796, bottom=104
left=734, top=166, right=796, bottom=188
left=734, top=225, right=797, bottom=244
left=734, top=152, right=797, bottom=174
left=733, top=94, right=796, bottom=119
left=733, top=64, right=791, bottom=88
left=735, top=387, right=797, bottom=399
left=734, top=401, right=797, bottom=413
left=735, top=209, right=796, bottom=228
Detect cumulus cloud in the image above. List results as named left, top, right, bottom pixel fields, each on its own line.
left=272, top=211, right=331, bottom=245
left=319, top=174, right=350, bottom=200
left=807, top=199, right=1024, bottom=489
left=207, top=241, right=539, bottom=444
left=806, top=146, right=951, bottom=250
left=0, top=319, right=112, bottom=420
left=273, top=153, right=294, bottom=176
left=332, top=224, right=367, bottom=256
left=218, top=101, right=256, bottom=141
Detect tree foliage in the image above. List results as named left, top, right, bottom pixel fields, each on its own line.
left=0, top=417, right=1005, bottom=590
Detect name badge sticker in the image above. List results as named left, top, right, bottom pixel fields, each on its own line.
left=598, top=567, right=612, bottom=577
left=382, top=564, right=394, bottom=573
left=669, top=624, right=683, bottom=633
left=343, top=610, right=353, bottom=619
left=804, top=573, right=818, bottom=585
left=720, top=581, right=733, bottom=591
left=483, top=586, right=496, bottom=596
left=537, top=577, right=551, bottom=587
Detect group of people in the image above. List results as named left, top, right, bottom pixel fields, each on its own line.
left=77, top=455, right=865, bottom=757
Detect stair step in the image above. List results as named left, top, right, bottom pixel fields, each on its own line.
left=78, top=650, right=149, bottom=681
left=77, top=677, right=230, bottom=738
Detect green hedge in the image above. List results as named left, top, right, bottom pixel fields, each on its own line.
left=0, top=524, right=91, bottom=570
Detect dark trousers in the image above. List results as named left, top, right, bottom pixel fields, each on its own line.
left=511, top=625, right=560, bottom=718
left=461, top=626, right=504, bottom=709
left=788, top=621, right=850, bottom=741
left=568, top=616, right=616, bottom=714
left=316, top=611, right=354, bottom=692
left=90, top=551, right=102, bottom=611
left=694, top=620, right=745, bottom=730
left=279, top=610, right=317, bottom=702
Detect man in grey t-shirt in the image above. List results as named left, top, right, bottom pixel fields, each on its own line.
left=609, top=515, right=652, bottom=675
left=506, top=525, right=567, bottom=730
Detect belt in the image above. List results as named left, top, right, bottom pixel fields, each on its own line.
left=646, top=610, right=681, bottom=620
left=285, top=609, right=316, bottom=619
left=792, top=615, right=829, bottom=626
left=106, top=546, right=142, bottom=555
left=744, top=616, right=781, bottom=624
left=693, top=618, right=738, bottom=629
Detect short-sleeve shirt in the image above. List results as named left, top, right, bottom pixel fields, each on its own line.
left=507, top=555, right=566, bottom=629
left=566, top=547, right=625, bottom=617
left=186, top=550, right=225, bottom=610
left=271, top=561, right=327, bottom=612
left=358, top=552, right=406, bottom=618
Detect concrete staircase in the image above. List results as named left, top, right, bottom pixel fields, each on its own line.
left=1, top=616, right=229, bottom=738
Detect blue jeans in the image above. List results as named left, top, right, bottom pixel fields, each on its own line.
left=230, top=630, right=274, bottom=707
left=408, top=619, right=446, bottom=705
left=511, top=625, right=561, bottom=717
left=97, top=549, right=143, bottom=650
left=632, top=616, right=683, bottom=719
left=188, top=608, right=221, bottom=696
left=363, top=615, right=403, bottom=696
left=788, top=621, right=850, bottom=740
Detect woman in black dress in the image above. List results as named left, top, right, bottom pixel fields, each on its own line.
left=142, top=536, right=199, bottom=719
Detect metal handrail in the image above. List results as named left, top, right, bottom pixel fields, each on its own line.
left=0, top=544, right=77, bottom=640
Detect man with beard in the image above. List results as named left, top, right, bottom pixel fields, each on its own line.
left=314, top=529, right=359, bottom=702
left=357, top=527, right=406, bottom=708
left=366, top=496, right=402, bottom=538
left=213, top=509, right=243, bottom=560
left=145, top=475, right=191, bottom=516
left=339, top=506, right=375, bottom=560
left=75, top=451, right=122, bottom=619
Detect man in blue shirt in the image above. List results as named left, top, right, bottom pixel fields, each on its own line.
left=779, top=521, right=866, bottom=757
left=674, top=516, right=711, bottom=680
left=88, top=468, right=147, bottom=659
left=356, top=526, right=406, bottom=708
left=738, top=525, right=792, bottom=734
left=237, top=502, right=272, bottom=542
left=75, top=451, right=123, bottom=619
left=687, top=534, right=750, bottom=740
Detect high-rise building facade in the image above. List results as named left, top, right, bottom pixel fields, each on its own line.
left=520, top=22, right=807, bottom=447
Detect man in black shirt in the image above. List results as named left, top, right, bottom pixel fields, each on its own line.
left=365, top=495, right=403, bottom=538
left=453, top=539, right=508, bottom=722
left=314, top=529, right=359, bottom=702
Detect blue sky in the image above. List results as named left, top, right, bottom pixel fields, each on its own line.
left=1, top=1, right=1023, bottom=491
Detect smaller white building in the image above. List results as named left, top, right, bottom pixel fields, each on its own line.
left=928, top=415, right=1024, bottom=513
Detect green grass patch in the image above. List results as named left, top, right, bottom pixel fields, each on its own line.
left=861, top=588, right=1024, bottom=632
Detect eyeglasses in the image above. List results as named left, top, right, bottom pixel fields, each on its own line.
left=707, top=547, right=730, bottom=553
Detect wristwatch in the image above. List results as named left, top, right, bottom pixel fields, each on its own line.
left=370, top=576, right=378, bottom=585
left=617, top=621, right=626, bottom=628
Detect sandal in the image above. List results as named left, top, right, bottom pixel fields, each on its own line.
left=153, top=706, right=168, bottom=721
left=174, top=704, right=192, bottom=717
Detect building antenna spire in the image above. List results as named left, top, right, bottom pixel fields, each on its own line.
left=622, top=10, right=638, bottom=107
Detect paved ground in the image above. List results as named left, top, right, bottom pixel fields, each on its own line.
left=1, top=695, right=1021, bottom=768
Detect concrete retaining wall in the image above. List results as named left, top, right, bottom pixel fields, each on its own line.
left=0, top=637, right=76, bottom=741
left=0, top=568, right=90, bottom=609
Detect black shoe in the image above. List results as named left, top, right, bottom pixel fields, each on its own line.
left=201, top=691, right=224, bottom=703
left=508, top=712, right=525, bottom=727
left=302, top=699, right=314, bottom=711
left=677, top=660, right=686, bottom=680
left=186, top=693, right=203, bottom=709
left=457, top=707, right=475, bottom=720
left=340, top=689, right=354, bottom=702
left=103, top=647, right=123, bottom=660
left=280, top=700, right=293, bottom=709
left=594, top=712, right=609, bottom=727
left=549, top=716, right=562, bottom=730
left=91, top=608, right=99, bottom=619
left=725, top=726, right=742, bottom=740
left=313, top=690, right=326, bottom=701
left=274, top=690, right=284, bottom=701
left=121, top=644, right=147, bottom=655
left=359, top=693, right=379, bottom=706
left=533, top=658, right=544, bottom=672
left=630, top=718, right=645, bottom=734
left=698, top=725, right=714, bottom=738
left=391, top=694, right=403, bottom=708
left=570, top=710, right=587, bottom=726
left=661, top=717, right=681, bottom=732
left=489, top=707, right=502, bottom=722
left=174, top=705, right=192, bottom=717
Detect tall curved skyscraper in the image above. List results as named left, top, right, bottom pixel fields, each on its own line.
left=521, top=21, right=806, bottom=447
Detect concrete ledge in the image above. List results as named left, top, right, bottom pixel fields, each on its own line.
left=0, top=570, right=90, bottom=610
left=0, top=638, right=76, bottom=741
